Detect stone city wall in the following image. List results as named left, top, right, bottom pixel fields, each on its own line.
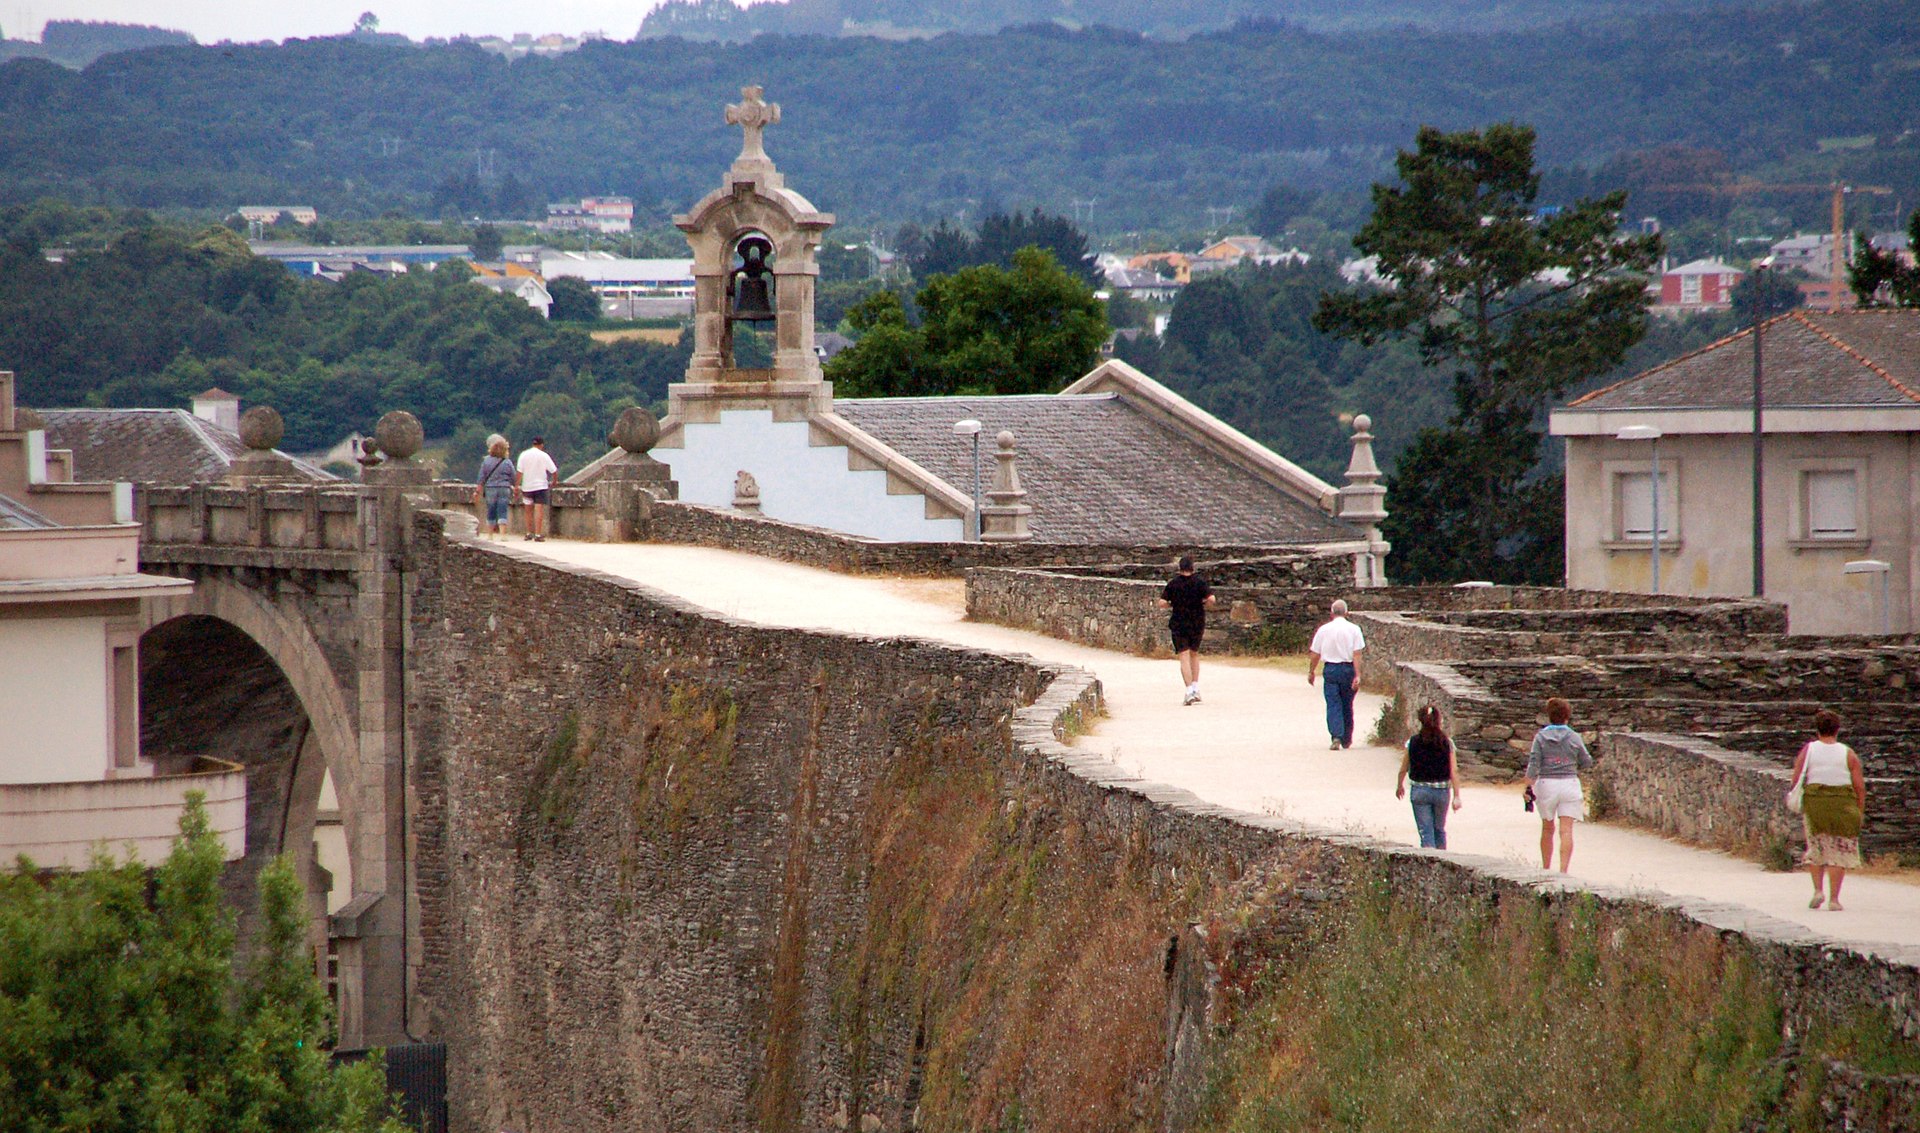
left=409, top=513, right=1920, bottom=1131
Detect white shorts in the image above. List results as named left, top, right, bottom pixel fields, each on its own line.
left=1533, top=777, right=1584, bottom=822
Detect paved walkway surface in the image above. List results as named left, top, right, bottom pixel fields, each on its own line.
left=519, top=539, right=1920, bottom=952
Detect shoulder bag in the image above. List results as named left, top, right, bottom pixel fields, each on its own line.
left=1785, top=745, right=1808, bottom=814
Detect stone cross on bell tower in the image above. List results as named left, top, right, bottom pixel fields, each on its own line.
left=673, top=85, right=835, bottom=399
left=725, top=85, right=781, bottom=175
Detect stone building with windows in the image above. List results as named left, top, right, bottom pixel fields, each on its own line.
left=1550, top=308, right=1920, bottom=634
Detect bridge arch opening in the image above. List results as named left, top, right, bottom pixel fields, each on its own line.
left=140, top=611, right=357, bottom=1018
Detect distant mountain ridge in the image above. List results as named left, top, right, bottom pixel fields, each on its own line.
left=0, top=21, right=193, bottom=69
left=639, top=0, right=1754, bottom=40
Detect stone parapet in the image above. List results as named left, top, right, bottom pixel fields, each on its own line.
left=1598, top=732, right=1918, bottom=858
left=646, top=498, right=1338, bottom=576
left=140, top=483, right=370, bottom=554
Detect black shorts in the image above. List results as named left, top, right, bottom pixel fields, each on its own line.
left=1170, top=623, right=1204, bottom=653
left=523, top=488, right=551, bottom=504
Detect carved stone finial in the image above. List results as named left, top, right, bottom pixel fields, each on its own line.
left=1339, top=412, right=1390, bottom=586
left=355, top=437, right=383, bottom=469
left=609, top=406, right=661, bottom=454
left=725, top=85, right=781, bottom=169
left=238, top=405, right=284, bottom=452
left=374, top=410, right=424, bottom=462
left=227, top=404, right=296, bottom=482
left=980, top=429, right=1033, bottom=543
left=733, top=469, right=761, bottom=513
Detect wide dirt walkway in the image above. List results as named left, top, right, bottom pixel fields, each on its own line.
left=520, top=539, right=1920, bottom=952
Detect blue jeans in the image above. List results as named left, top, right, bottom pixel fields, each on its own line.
left=1410, top=783, right=1451, bottom=848
left=1323, top=661, right=1356, bottom=746
left=484, top=485, right=512, bottom=525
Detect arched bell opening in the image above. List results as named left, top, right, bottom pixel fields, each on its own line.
left=721, top=230, right=777, bottom=369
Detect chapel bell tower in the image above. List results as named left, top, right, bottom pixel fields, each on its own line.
left=676, top=86, right=835, bottom=390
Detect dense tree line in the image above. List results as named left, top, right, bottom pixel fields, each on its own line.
left=0, top=2, right=1912, bottom=229
left=0, top=225, right=686, bottom=466
left=898, top=209, right=1100, bottom=287
left=638, top=0, right=1762, bottom=40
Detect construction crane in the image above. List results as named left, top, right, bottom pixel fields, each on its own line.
left=1647, top=181, right=1895, bottom=306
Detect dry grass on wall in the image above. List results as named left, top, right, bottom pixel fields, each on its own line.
left=836, top=713, right=1183, bottom=1133
left=1193, top=874, right=1920, bottom=1133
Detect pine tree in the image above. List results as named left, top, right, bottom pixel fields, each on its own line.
left=1315, top=123, right=1661, bottom=583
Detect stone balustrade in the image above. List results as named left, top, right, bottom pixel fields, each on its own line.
left=141, top=483, right=372, bottom=563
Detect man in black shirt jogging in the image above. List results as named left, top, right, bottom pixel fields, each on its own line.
left=1157, top=555, right=1217, bottom=705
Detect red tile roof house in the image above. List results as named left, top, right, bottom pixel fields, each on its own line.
left=1654, top=257, right=1744, bottom=313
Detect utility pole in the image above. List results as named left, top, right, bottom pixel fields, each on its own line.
left=1751, top=260, right=1768, bottom=597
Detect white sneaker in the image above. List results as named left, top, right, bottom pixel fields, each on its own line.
left=1329, top=739, right=1342, bottom=750
left=1182, top=691, right=1196, bottom=706
left=1189, top=690, right=1201, bottom=705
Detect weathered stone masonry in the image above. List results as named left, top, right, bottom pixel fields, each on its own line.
left=406, top=512, right=1920, bottom=1131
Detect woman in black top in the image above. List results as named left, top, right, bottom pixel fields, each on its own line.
left=1395, top=704, right=1462, bottom=848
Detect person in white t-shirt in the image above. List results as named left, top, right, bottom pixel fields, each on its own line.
left=514, top=437, right=559, bottom=542
left=1307, top=598, right=1366, bottom=750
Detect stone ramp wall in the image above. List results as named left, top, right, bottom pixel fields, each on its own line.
left=964, top=555, right=1349, bottom=658
left=1597, top=732, right=1918, bottom=859
left=961, top=570, right=1720, bottom=668
left=409, top=511, right=1920, bottom=1131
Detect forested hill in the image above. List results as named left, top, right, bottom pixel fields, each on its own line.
left=0, top=0, right=1912, bottom=228
left=0, top=21, right=193, bottom=68
left=639, top=0, right=1751, bottom=41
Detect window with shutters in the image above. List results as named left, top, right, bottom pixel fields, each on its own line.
left=1615, top=469, right=1675, bottom=541
left=1790, top=461, right=1870, bottom=548
left=1804, top=470, right=1858, bottom=539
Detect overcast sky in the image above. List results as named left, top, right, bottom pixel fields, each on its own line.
left=4, top=0, right=677, bottom=44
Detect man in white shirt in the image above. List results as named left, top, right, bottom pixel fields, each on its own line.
left=515, top=437, right=559, bottom=542
left=1307, top=598, right=1366, bottom=750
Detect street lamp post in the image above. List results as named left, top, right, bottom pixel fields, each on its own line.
left=1618, top=425, right=1663, bottom=596
left=952, top=418, right=983, bottom=541
left=1843, top=559, right=1892, bottom=635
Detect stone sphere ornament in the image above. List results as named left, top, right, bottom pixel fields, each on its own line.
left=374, top=410, right=424, bottom=461
left=238, top=405, right=285, bottom=451
left=609, top=406, right=661, bottom=454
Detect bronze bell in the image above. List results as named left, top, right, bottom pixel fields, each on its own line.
left=731, top=276, right=775, bottom=321
left=729, top=236, right=777, bottom=322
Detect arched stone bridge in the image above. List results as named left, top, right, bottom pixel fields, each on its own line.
left=137, top=476, right=429, bottom=1049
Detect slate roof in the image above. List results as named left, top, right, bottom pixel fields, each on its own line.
left=39, top=409, right=336, bottom=485
left=832, top=393, right=1355, bottom=545
left=1568, top=309, right=1920, bottom=411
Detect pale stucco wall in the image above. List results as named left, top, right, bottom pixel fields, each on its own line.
left=0, top=615, right=112, bottom=783
left=1563, top=430, right=1916, bottom=635
left=662, top=408, right=965, bottom=542
left=0, top=763, right=246, bottom=868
